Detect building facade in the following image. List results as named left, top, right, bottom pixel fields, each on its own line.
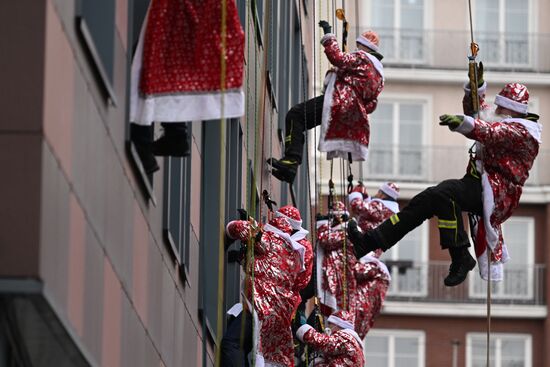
left=313, top=0, right=550, bottom=366
left=0, top=0, right=316, bottom=366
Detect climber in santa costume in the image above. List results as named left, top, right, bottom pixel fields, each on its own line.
left=294, top=310, right=365, bottom=366
left=316, top=202, right=357, bottom=316
left=268, top=21, right=384, bottom=183
left=130, top=0, right=245, bottom=173
left=349, top=70, right=541, bottom=286
left=225, top=216, right=307, bottom=366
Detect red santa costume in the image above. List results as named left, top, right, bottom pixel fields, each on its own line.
left=316, top=202, right=357, bottom=314
left=318, top=31, right=384, bottom=161
left=275, top=205, right=314, bottom=308
left=458, top=82, right=542, bottom=280
left=353, top=249, right=391, bottom=339
left=348, top=182, right=400, bottom=232
left=295, top=310, right=365, bottom=367
left=225, top=216, right=306, bottom=367
left=130, top=0, right=245, bottom=125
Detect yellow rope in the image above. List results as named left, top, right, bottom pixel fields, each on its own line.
left=487, top=249, right=492, bottom=367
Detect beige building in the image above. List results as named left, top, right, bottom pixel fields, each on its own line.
left=311, top=0, right=550, bottom=366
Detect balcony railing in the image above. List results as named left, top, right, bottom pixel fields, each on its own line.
left=385, top=261, right=546, bottom=306
left=354, top=28, right=550, bottom=73
left=361, top=146, right=550, bottom=186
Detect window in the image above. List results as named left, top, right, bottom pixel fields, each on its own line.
left=364, top=329, right=425, bottom=367
left=469, top=217, right=535, bottom=300
left=365, top=98, right=428, bottom=180
left=162, top=153, right=192, bottom=276
left=475, top=0, right=531, bottom=67
left=76, top=0, right=117, bottom=102
left=467, top=333, right=532, bottom=367
left=224, top=120, right=244, bottom=311
left=381, top=222, right=428, bottom=296
left=369, top=0, right=427, bottom=63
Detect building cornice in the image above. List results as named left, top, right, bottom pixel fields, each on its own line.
left=383, top=301, right=547, bottom=318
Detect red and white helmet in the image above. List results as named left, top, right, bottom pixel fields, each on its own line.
left=356, top=30, right=380, bottom=52
left=327, top=310, right=355, bottom=330
left=276, top=205, right=303, bottom=230
left=268, top=216, right=292, bottom=235
left=495, top=83, right=529, bottom=114
left=380, top=182, right=400, bottom=200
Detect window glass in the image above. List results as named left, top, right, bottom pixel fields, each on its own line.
left=364, top=331, right=423, bottom=367
left=468, top=334, right=530, bottom=367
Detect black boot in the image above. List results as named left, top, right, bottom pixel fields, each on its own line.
left=153, top=122, right=190, bottom=157
left=444, top=247, right=476, bottom=287
left=130, top=123, right=160, bottom=174
left=266, top=157, right=298, bottom=183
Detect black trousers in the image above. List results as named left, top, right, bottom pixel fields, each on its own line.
left=376, top=175, right=483, bottom=251
left=220, top=311, right=253, bottom=367
left=284, top=95, right=325, bottom=164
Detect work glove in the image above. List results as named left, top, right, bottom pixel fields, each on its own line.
left=318, top=20, right=332, bottom=35
left=468, top=61, right=484, bottom=88
left=439, top=114, right=464, bottom=129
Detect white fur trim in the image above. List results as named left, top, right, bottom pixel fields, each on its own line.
left=463, top=81, right=487, bottom=96
left=320, top=33, right=336, bottom=45
left=371, top=198, right=399, bottom=214
left=226, top=303, right=243, bottom=317
left=263, top=224, right=306, bottom=271
left=364, top=52, right=384, bottom=79
left=380, top=183, right=399, bottom=200
left=316, top=245, right=338, bottom=309
left=503, top=118, right=542, bottom=144
left=130, top=11, right=243, bottom=125
left=453, top=115, right=475, bottom=135
left=356, top=35, right=379, bottom=52
left=348, top=192, right=363, bottom=203
left=225, top=221, right=236, bottom=239
left=327, top=315, right=354, bottom=330
left=477, top=247, right=504, bottom=281
left=481, top=173, right=498, bottom=251
left=341, top=328, right=364, bottom=347
left=291, top=227, right=309, bottom=241
left=316, top=219, right=329, bottom=229
left=296, top=324, right=313, bottom=342
left=275, top=211, right=303, bottom=230
left=359, top=254, right=391, bottom=281
left=494, top=94, right=528, bottom=114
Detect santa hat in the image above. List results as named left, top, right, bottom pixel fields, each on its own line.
left=494, top=83, right=529, bottom=114
left=331, top=201, right=349, bottom=217
left=268, top=217, right=292, bottom=235
left=380, top=182, right=399, bottom=200
left=276, top=205, right=303, bottom=230
left=327, top=310, right=354, bottom=330
left=356, top=30, right=379, bottom=52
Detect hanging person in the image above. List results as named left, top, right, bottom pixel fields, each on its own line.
left=294, top=310, right=365, bottom=366
left=267, top=21, right=384, bottom=183
left=348, top=71, right=542, bottom=287
left=348, top=182, right=400, bottom=232
left=130, top=0, right=245, bottom=173
left=225, top=216, right=308, bottom=367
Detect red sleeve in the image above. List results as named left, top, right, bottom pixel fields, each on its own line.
left=321, top=35, right=367, bottom=71
left=318, top=229, right=346, bottom=251
left=350, top=198, right=388, bottom=224
left=301, top=327, right=349, bottom=356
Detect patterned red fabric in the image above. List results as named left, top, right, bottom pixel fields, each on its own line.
left=278, top=205, right=302, bottom=222
left=293, top=237, right=313, bottom=301
left=461, top=86, right=541, bottom=272
left=300, top=327, right=365, bottom=367
left=497, top=83, right=529, bottom=105
left=139, top=0, right=244, bottom=96
left=360, top=30, right=379, bottom=48
left=268, top=216, right=292, bottom=234
left=353, top=255, right=390, bottom=339
left=225, top=220, right=303, bottom=366
left=350, top=197, right=396, bottom=232
left=319, top=34, right=384, bottom=160
left=317, top=224, right=357, bottom=314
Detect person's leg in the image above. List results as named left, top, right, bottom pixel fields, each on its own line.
left=130, top=123, right=160, bottom=174
left=221, top=312, right=252, bottom=367
left=268, top=95, right=324, bottom=182
left=153, top=122, right=190, bottom=157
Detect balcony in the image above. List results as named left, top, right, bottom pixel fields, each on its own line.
left=356, top=28, right=550, bottom=73
left=361, top=146, right=550, bottom=187
left=385, top=261, right=545, bottom=306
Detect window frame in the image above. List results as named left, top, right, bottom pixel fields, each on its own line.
left=364, top=328, right=426, bottom=367
left=473, top=0, right=536, bottom=69
left=362, top=0, right=433, bottom=65
left=76, top=0, right=118, bottom=104
left=468, top=216, right=535, bottom=300
left=466, top=332, right=532, bottom=367
left=363, top=94, right=432, bottom=181
left=382, top=221, right=429, bottom=297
